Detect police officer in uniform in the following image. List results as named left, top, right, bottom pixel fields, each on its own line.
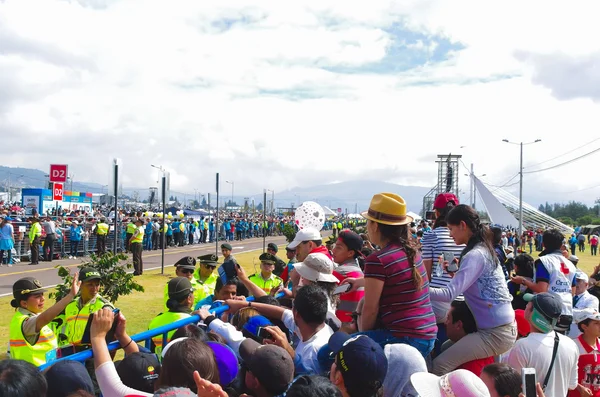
left=195, top=254, right=220, bottom=295
left=28, top=217, right=42, bottom=265
left=95, top=218, right=109, bottom=256
left=248, top=253, right=283, bottom=295
left=148, top=277, right=194, bottom=356
left=125, top=218, right=136, bottom=253
left=131, top=218, right=145, bottom=275
left=266, top=243, right=288, bottom=280
left=63, top=267, right=114, bottom=347
left=9, top=274, right=80, bottom=366
left=163, top=256, right=209, bottom=311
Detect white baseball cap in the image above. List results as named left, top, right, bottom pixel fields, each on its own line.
left=287, top=228, right=322, bottom=249
left=576, top=271, right=589, bottom=283
left=574, top=308, right=600, bottom=324
left=411, top=369, right=490, bottom=397
left=294, top=253, right=338, bottom=283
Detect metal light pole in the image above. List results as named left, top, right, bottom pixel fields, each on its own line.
left=267, top=189, right=274, bottom=217
left=502, top=139, right=542, bottom=237
left=225, top=180, right=234, bottom=209
left=464, top=168, right=486, bottom=210
left=151, top=164, right=167, bottom=273
left=263, top=189, right=267, bottom=253
left=216, top=173, right=220, bottom=256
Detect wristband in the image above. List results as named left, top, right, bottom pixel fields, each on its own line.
left=204, top=315, right=216, bottom=327
left=122, top=338, right=133, bottom=349
left=248, top=301, right=252, bottom=307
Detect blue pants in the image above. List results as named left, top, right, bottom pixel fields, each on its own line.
left=317, top=329, right=434, bottom=374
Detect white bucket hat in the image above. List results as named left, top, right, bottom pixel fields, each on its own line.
left=294, top=253, right=338, bottom=283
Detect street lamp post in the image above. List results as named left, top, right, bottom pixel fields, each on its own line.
left=225, top=180, right=234, bottom=209
left=502, top=139, right=542, bottom=237
left=267, top=189, right=274, bottom=216
left=463, top=169, right=486, bottom=210
left=151, top=164, right=167, bottom=274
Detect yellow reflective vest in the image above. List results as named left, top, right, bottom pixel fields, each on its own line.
left=148, top=311, right=190, bottom=357
left=193, top=271, right=218, bottom=296
left=96, top=223, right=109, bottom=236
left=29, top=222, right=42, bottom=244
left=126, top=222, right=136, bottom=234
left=64, top=295, right=114, bottom=345
left=248, top=273, right=283, bottom=295
left=131, top=226, right=144, bottom=244
left=9, top=308, right=57, bottom=366
left=162, top=278, right=209, bottom=312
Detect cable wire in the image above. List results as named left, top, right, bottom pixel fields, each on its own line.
left=523, top=146, right=600, bottom=174
left=525, top=137, right=600, bottom=169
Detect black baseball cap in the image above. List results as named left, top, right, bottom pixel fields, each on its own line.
left=174, top=256, right=196, bottom=270
left=328, top=333, right=388, bottom=390
left=116, top=352, right=161, bottom=393
left=167, top=277, right=194, bottom=300
left=79, top=267, right=101, bottom=282
left=45, top=360, right=94, bottom=396
left=523, top=292, right=563, bottom=333
left=239, top=338, right=294, bottom=395
left=267, top=243, right=279, bottom=253
left=337, top=230, right=363, bottom=253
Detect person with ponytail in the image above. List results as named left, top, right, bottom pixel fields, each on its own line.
left=148, top=277, right=194, bottom=356
left=430, top=204, right=516, bottom=375
left=9, top=273, right=80, bottom=366
left=357, top=193, right=437, bottom=357
left=421, top=193, right=466, bottom=356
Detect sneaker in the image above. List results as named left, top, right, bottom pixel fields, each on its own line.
left=68, top=256, right=73, bottom=259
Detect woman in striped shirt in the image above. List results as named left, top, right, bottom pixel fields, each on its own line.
left=359, top=193, right=437, bottom=357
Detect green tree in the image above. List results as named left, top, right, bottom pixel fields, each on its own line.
left=282, top=224, right=296, bottom=243
left=50, top=252, right=144, bottom=304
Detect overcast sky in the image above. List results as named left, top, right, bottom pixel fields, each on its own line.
left=1, top=0, right=599, bottom=205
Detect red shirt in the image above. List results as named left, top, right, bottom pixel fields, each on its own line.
left=568, top=335, right=600, bottom=397
left=458, top=357, right=494, bottom=376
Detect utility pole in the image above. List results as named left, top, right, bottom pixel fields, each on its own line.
left=502, top=138, right=542, bottom=237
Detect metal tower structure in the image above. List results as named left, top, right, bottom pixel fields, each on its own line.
left=422, top=154, right=462, bottom=216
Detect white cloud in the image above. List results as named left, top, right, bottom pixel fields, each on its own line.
left=1, top=0, right=600, bottom=208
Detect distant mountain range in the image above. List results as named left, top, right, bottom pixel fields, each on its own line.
left=0, top=166, right=431, bottom=213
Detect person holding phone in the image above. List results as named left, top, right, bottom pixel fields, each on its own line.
left=9, top=274, right=80, bottom=366
left=429, top=205, right=515, bottom=376
left=63, top=267, right=114, bottom=347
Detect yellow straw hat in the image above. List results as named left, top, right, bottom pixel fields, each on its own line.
left=361, top=193, right=413, bottom=226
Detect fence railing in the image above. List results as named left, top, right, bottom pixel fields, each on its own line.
left=37, top=294, right=272, bottom=371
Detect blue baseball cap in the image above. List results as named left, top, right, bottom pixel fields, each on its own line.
left=523, top=292, right=562, bottom=333
left=328, top=332, right=388, bottom=388
left=241, top=315, right=272, bottom=341
left=206, top=342, right=238, bottom=386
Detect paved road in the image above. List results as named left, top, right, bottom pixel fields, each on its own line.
left=0, top=233, right=331, bottom=297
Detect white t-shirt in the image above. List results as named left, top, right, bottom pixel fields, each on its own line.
left=282, top=309, right=333, bottom=375
left=507, top=332, right=579, bottom=397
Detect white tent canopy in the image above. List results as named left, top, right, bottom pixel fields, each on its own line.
left=407, top=211, right=421, bottom=222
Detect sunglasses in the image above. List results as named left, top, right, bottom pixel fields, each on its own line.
left=203, top=264, right=216, bottom=269
left=179, top=268, right=194, bottom=274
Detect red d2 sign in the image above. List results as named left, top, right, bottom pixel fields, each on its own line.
left=53, top=183, right=64, bottom=201
left=49, top=164, right=68, bottom=183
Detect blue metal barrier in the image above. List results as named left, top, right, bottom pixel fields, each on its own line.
left=38, top=293, right=280, bottom=371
